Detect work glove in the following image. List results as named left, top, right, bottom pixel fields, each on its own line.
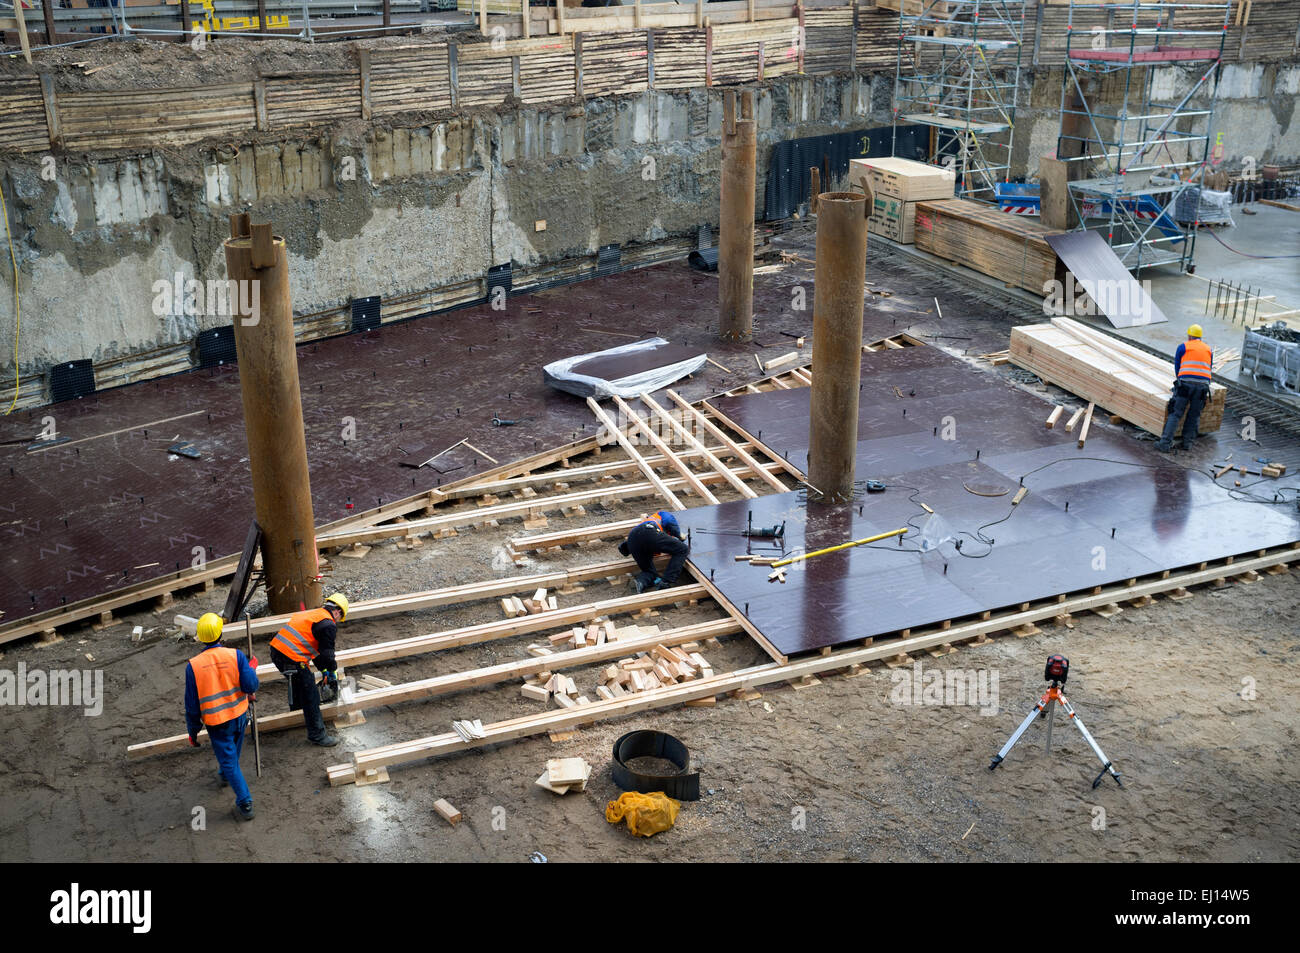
left=248, top=655, right=258, bottom=669
left=617, top=540, right=630, bottom=557
left=189, top=736, right=201, bottom=748
left=318, top=673, right=339, bottom=703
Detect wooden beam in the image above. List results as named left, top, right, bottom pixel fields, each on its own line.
left=1076, top=402, right=1094, bottom=449
left=587, top=397, right=685, bottom=510
left=512, top=517, right=645, bottom=552
left=176, top=558, right=639, bottom=637
left=252, top=584, right=709, bottom=681
left=318, top=463, right=770, bottom=550
left=426, top=439, right=761, bottom=503
left=612, top=395, right=718, bottom=504
left=128, top=617, right=741, bottom=760
left=326, top=544, right=1300, bottom=784
left=687, top=562, right=786, bottom=664
left=665, top=389, right=788, bottom=493
left=12, top=0, right=31, bottom=64
left=641, top=393, right=757, bottom=499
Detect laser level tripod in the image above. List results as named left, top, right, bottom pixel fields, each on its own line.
left=989, top=655, right=1123, bottom=789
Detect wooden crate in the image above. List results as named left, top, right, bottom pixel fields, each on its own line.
left=1009, top=318, right=1225, bottom=437
left=914, top=198, right=1062, bottom=293
left=868, top=195, right=918, bottom=243
left=850, top=157, right=955, bottom=202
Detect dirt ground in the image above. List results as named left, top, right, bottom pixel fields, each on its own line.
left=0, top=475, right=1297, bottom=863
left=1, top=240, right=1298, bottom=863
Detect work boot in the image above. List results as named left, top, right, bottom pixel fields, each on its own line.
left=1154, top=441, right=1173, bottom=453
left=232, top=801, right=255, bottom=823
left=309, top=733, right=340, bottom=748
left=652, top=577, right=672, bottom=591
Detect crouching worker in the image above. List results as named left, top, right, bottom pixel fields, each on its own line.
left=619, top=510, right=690, bottom=593
left=186, top=612, right=260, bottom=822
left=268, top=593, right=349, bottom=748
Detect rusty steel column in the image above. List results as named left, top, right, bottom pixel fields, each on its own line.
left=224, top=215, right=322, bottom=614
left=808, top=188, right=870, bottom=503
left=719, top=89, right=756, bottom=342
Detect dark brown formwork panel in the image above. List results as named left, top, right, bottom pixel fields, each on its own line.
left=0, top=260, right=901, bottom=630
left=682, top=346, right=1300, bottom=657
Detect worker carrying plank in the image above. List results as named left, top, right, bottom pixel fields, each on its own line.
left=267, top=593, right=350, bottom=748
left=186, top=613, right=260, bottom=823
left=619, top=511, right=690, bottom=594
left=1155, top=324, right=1213, bottom=453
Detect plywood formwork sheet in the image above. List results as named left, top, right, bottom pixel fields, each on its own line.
left=683, top=346, right=1300, bottom=657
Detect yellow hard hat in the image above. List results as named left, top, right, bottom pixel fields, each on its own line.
left=1187, top=324, right=1203, bottom=339
left=196, top=612, right=224, bottom=644
left=325, top=593, right=349, bottom=621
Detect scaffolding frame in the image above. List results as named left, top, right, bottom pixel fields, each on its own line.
left=1056, top=0, right=1232, bottom=274
left=891, top=0, right=1029, bottom=201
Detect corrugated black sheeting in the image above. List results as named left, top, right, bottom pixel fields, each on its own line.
left=764, top=125, right=929, bottom=222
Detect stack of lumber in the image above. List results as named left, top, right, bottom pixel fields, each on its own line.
left=536, top=757, right=592, bottom=795
left=580, top=32, right=650, bottom=97
left=370, top=44, right=453, bottom=114
left=914, top=198, right=1063, bottom=293
left=652, top=27, right=708, bottom=88
left=849, top=157, right=956, bottom=244
left=1009, top=317, right=1226, bottom=437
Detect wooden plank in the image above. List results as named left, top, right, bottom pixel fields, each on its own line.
left=128, top=617, right=740, bottom=760
left=39, top=74, right=61, bottom=149
left=641, top=393, right=757, bottom=499
left=1076, top=402, right=1095, bottom=449
left=359, top=49, right=373, bottom=120
left=249, top=584, right=708, bottom=682
left=328, top=543, right=1300, bottom=783
left=612, top=395, right=718, bottom=504
left=178, top=558, right=638, bottom=637
left=665, top=389, right=788, bottom=492
left=587, top=396, right=685, bottom=510
left=700, top=398, right=808, bottom=484
left=1045, top=405, right=1064, bottom=429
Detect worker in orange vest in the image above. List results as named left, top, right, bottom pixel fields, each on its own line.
left=268, top=593, right=349, bottom=747
left=1156, top=325, right=1213, bottom=452
left=185, top=612, right=260, bottom=822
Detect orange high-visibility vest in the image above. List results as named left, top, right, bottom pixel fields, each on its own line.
left=638, top=514, right=664, bottom=532
left=189, top=646, right=248, bottom=726
left=1178, top=339, right=1213, bottom=381
left=270, top=607, right=332, bottom=663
